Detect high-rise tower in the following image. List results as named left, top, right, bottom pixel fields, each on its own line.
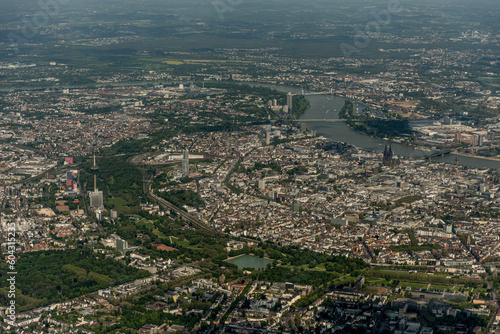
left=91, top=153, right=99, bottom=191
left=182, top=149, right=190, bottom=177
left=89, top=153, right=104, bottom=209
left=287, top=92, right=293, bottom=112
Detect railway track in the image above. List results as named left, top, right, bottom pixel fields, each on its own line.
left=146, top=183, right=215, bottom=232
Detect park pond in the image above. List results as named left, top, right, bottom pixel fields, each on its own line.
left=224, top=254, right=273, bottom=270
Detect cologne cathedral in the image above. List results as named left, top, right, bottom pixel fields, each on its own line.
left=382, top=144, right=399, bottom=167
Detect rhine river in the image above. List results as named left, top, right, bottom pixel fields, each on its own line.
left=4, top=80, right=499, bottom=169
left=251, top=83, right=500, bottom=170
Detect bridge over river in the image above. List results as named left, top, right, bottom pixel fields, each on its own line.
left=300, top=118, right=345, bottom=123
left=425, top=150, right=452, bottom=159
left=303, top=91, right=332, bottom=96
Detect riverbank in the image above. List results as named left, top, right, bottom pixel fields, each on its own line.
left=452, top=151, right=500, bottom=163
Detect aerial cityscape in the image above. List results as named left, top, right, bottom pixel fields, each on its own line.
left=1, top=0, right=500, bottom=333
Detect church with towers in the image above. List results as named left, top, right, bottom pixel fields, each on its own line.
left=382, top=144, right=399, bottom=168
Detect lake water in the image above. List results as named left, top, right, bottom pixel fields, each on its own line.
left=225, top=254, right=273, bottom=270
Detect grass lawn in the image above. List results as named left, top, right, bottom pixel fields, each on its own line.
left=167, top=236, right=201, bottom=250
left=107, top=197, right=141, bottom=214
left=107, top=197, right=128, bottom=206
left=365, top=269, right=484, bottom=285
left=163, top=60, right=184, bottom=65
left=161, top=58, right=253, bottom=65
left=399, top=282, right=429, bottom=290
left=153, top=229, right=168, bottom=239
left=366, top=278, right=392, bottom=286
left=332, top=275, right=357, bottom=286
left=282, top=264, right=327, bottom=272
left=430, top=284, right=456, bottom=292
left=470, top=287, right=489, bottom=294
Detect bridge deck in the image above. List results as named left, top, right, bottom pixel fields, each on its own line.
left=300, top=119, right=344, bottom=123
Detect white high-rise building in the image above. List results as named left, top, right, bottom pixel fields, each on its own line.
left=90, top=190, right=104, bottom=209
left=287, top=92, right=293, bottom=112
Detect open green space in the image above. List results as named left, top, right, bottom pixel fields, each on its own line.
left=152, top=229, right=168, bottom=239
left=81, top=155, right=145, bottom=216
left=366, top=269, right=484, bottom=286
left=365, top=278, right=392, bottom=286
left=162, top=58, right=252, bottom=65
left=0, top=250, right=150, bottom=311
left=165, top=236, right=201, bottom=250
left=400, top=282, right=429, bottom=291
left=430, top=284, right=457, bottom=292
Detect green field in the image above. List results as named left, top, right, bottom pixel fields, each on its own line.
left=400, top=282, right=429, bottom=291
left=430, top=284, right=457, bottom=292
left=153, top=228, right=168, bottom=239
left=365, top=278, right=392, bottom=286
left=366, top=269, right=484, bottom=286
left=162, top=59, right=252, bottom=65
left=167, top=236, right=201, bottom=250
left=107, top=197, right=128, bottom=210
